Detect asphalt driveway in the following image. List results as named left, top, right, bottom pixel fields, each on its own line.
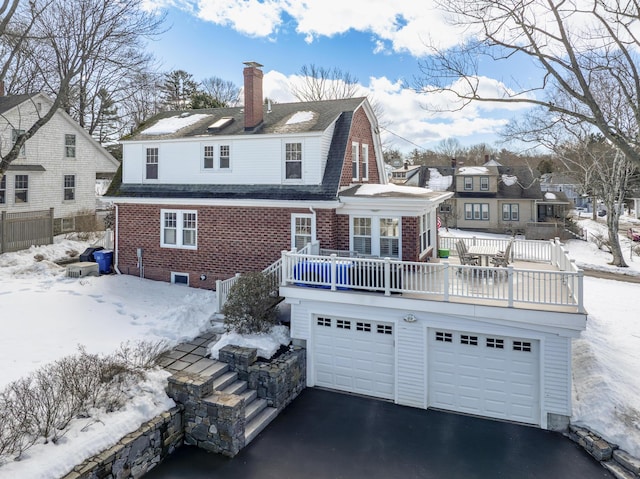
left=147, top=388, right=611, bottom=479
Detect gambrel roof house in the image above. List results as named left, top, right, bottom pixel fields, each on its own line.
left=107, top=62, right=586, bottom=433
left=0, top=92, right=119, bottom=236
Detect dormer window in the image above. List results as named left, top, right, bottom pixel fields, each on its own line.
left=464, top=177, right=473, bottom=190
left=480, top=177, right=489, bottom=191
left=146, top=147, right=158, bottom=179
left=285, top=142, right=302, bottom=180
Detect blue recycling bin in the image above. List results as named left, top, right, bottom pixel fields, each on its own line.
left=93, top=249, right=113, bottom=274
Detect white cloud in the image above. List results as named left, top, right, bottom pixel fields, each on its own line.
left=262, top=70, right=530, bottom=152
left=167, top=0, right=469, bottom=55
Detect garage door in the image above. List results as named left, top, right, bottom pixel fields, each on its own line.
left=314, top=316, right=394, bottom=399
left=428, top=329, right=539, bottom=425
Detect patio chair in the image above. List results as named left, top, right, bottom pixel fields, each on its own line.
left=456, top=241, right=479, bottom=266
left=491, top=239, right=513, bottom=267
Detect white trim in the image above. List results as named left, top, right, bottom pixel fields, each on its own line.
left=291, top=213, right=316, bottom=250
left=283, top=139, right=304, bottom=183
left=351, top=141, right=359, bottom=181
left=349, top=214, right=402, bottom=258
left=160, top=209, right=198, bottom=250
left=361, top=143, right=369, bottom=181
left=107, top=196, right=343, bottom=209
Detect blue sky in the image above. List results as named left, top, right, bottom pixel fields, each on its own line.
left=144, top=1, right=538, bottom=154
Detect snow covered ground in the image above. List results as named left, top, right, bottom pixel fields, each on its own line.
left=0, top=214, right=639, bottom=477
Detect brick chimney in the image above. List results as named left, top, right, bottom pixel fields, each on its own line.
left=243, top=61, right=263, bottom=131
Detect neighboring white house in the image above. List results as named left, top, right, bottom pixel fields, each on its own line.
left=0, top=93, right=119, bottom=234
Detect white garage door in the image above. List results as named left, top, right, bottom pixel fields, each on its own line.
left=428, top=329, right=540, bottom=425
left=314, top=316, right=394, bottom=399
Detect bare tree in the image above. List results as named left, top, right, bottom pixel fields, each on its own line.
left=436, top=137, right=463, bottom=162
left=201, top=76, right=241, bottom=107
left=419, top=0, right=640, bottom=169
left=290, top=64, right=362, bottom=102
left=0, top=0, right=164, bottom=174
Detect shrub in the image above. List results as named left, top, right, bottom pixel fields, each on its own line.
left=222, top=272, right=280, bottom=335
left=0, top=340, right=167, bottom=463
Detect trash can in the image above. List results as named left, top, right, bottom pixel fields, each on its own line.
left=79, top=246, right=104, bottom=262
left=93, top=249, right=113, bottom=274
left=438, top=248, right=449, bottom=259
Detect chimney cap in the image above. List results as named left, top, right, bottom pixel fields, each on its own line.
left=243, top=61, right=263, bottom=69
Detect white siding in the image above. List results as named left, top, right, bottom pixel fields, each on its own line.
left=543, top=335, right=572, bottom=415
left=286, top=290, right=578, bottom=428
left=396, top=322, right=426, bottom=408
left=290, top=302, right=310, bottom=340
left=122, top=134, right=326, bottom=185
left=0, top=97, right=117, bottom=220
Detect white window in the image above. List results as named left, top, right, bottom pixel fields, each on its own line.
left=379, top=218, right=399, bottom=257
left=64, top=175, right=75, bottom=201
left=161, top=210, right=197, bottom=249
left=464, top=177, right=473, bottom=190
left=65, top=134, right=76, bottom=158
left=351, top=216, right=401, bottom=258
left=203, top=145, right=214, bottom=169
left=352, top=217, right=371, bottom=255
left=15, top=175, right=28, bottom=203
left=419, top=213, right=431, bottom=253
left=352, top=142, right=359, bottom=180
left=464, top=203, right=489, bottom=221
left=361, top=144, right=369, bottom=181
left=285, top=142, right=302, bottom=179
left=219, top=145, right=230, bottom=169
left=146, top=147, right=158, bottom=179
left=12, top=129, right=25, bottom=156
left=480, top=177, right=489, bottom=191
left=292, top=214, right=315, bottom=250
left=502, top=203, right=519, bottom=221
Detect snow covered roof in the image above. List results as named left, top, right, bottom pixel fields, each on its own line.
left=458, top=166, right=490, bottom=175
left=140, top=113, right=211, bottom=135
left=502, top=174, right=518, bottom=186
left=428, top=168, right=453, bottom=191
left=353, top=184, right=434, bottom=196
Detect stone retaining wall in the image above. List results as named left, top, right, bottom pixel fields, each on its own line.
left=167, top=345, right=306, bottom=458
left=568, top=425, right=640, bottom=478
left=61, top=406, right=184, bottom=479
left=220, top=345, right=306, bottom=411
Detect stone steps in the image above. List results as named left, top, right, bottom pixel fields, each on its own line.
left=212, top=370, right=238, bottom=390
left=244, top=406, right=279, bottom=445
left=219, top=378, right=279, bottom=446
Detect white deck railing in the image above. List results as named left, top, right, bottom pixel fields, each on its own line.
left=439, top=236, right=553, bottom=262
left=214, top=241, right=319, bottom=313
left=280, top=247, right=585, bottom=313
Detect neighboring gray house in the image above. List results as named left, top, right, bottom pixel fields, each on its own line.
left=425, top=160, right=571, bottom=237
left=0, top=93, right=119, bottom=234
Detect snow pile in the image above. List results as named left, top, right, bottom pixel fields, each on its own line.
left=545, top=192, right=557, bottom=200
left=428, top=168, right=453, bottom=191
left=0, top=370, right=174, bottom=479
left=501, top=174, right=518, bottom=186
left=209, top=325, right=291, bottom=360
left=458, top=166, right=488, bottom=174
left=354, top=183, right=432, bottom=196
left=286, top=111, right=314, bottom=124
left=140, top=113, right=210, bottom=135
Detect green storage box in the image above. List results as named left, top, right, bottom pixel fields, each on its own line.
left=438, top=248, right=449, bottom=258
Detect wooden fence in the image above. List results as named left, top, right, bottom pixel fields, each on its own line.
left=0, top=208, right=54, bottom=253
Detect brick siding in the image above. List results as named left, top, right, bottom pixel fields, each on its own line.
left=339, top=106, right=380, bottom=187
